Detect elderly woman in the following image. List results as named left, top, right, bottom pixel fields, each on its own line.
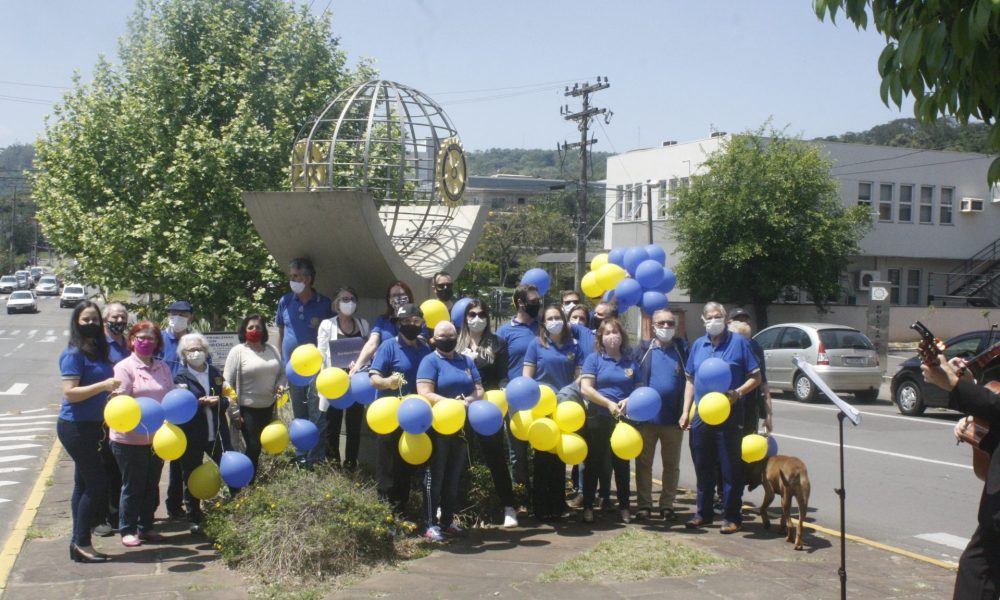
left=112, top=320, right=174, bottom=547
left=58, top=301, right=118, bottom=562
left=173, top=332, right=231, bottom=533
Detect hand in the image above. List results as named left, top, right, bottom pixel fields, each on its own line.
left=104, top=378, right=122, bottom=393
left=618, top=398, right=628, bottom=412
left=955, top=416, right=973, bottom=444
left=200, top=396, right=220, bottom=407
left=763, top=414, right=773, bottom=434
left=608, top=401, right=622, bottom=418
left=232, top=413, right=244, bottom=428
left=390, top=372, right=404, bottom=390
left=922, top=354, right=959, bottom=391
left=457, top=394, right=470, bottom=407
left=726, top=389, right=739, bottom=404
left=348, top=363, right=359, bottom=376
left=678, top=413, right=689, bottom=431
left=948, top=357, right=975, bottom=382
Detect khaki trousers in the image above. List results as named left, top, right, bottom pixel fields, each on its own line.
left=635, top=423, right=684, bottom=510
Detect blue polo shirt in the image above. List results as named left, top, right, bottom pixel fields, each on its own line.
left=639, top=339, right=688, bottom=425
left=524, top=337, right=581, bottom=390
left=685, top=330, right=760, bottom=427
left=276, top=290, right=334, bottom=362
left=371, top=315, right=397, bottom=342
left=571, top=323, right=597, bottom=360
left=370, top=336, right=431, bottom=398
left=496, top=318, right=539, bottom=382
left=581, top=351, right=639, bottom=416
left=106, top=334, right=131, bottom=365
left=59, top=347, right=114, bottom=422
left=160, top=329, right=183, bottom=375
left=416, top=351, right=481, bottom=400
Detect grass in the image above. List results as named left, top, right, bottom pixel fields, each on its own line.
left=537, top=528, right=733, bottom=583
left=24, top=526, right=54, bottom=540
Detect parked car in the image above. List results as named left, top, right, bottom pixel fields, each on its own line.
left=0, top=276, right=16, bottom=294
left=890, top=329, right=1000, bottom=416
left=753, top=322, right=882, bottom=403
left=6, top=290, right=37, bottom=314
left=14, top=272, right=30, bottom=290
left=60, top=284, right=87, bottom=308
left=34, top=275, right=60, bottom=296
left=29, top=267, right=44, bottom=284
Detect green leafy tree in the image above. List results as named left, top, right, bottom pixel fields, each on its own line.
left=32, top=0, right=369, bottom=326
left=821, top=117, right=992, bottom=153
left=668, top=126, right=871, bottom=327
left=815, top=0, right=1000, bottom=182
left=473, top=199, right=575, bottom=289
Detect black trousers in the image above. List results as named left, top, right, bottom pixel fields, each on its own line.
left=376, top=430, right=418, bottom=515
left=582, top=414, right=630, bottom=510
left=533, top=450, right=565, bottom=518
left=470, top=425, right=515, bottom=507
left=178, top=439, right=227, bottom=523
left=239, top=405, right=275, bottom=485
left=954, top=525, right=1000, bottom=599
left=94, top=423, right=121, bottom=529
left=326, top=403, right=363, bottom=465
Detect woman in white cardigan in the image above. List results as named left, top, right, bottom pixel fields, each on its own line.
left=317, top=286, right=370, bottom=469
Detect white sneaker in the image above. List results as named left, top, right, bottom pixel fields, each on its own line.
left=503, top=506, right=519, bottom=528
left=424, top=525, right=444, bottom=542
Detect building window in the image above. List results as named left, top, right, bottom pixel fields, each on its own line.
left=940, top=187, right=954, bottom=224
left=906, top=269, right=921, bottom=305
left=920, top=185, right=934, bottom=224
left=993, top=183, right=1000, bottom=203
left=614, top=186, right=623, bottom=221
left=657, top=180, right=668, bottom=218
left=632, top=183, right=644, bottom=220
left=623, top=185, right=634, bottom=221
left=878, top=183, right=893, bottom=221
left=858, top=182, right=872, bottom=207
left=898, top=184, right=913, bottom=222
left=888, top=268, right=901, bottom=304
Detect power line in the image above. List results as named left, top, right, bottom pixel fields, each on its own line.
left=828, top=148, right=929, bottom=170
left=0, top=94, right=54, bottom=106
left=833, top=155, right=988, bottom=177
left=431, top=78, right=584, bottom=96
left=0, top=79, right=71, bottom=90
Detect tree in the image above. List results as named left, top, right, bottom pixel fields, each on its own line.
left=821, top=117, right=992, bottom=153
left=32, top=0, right=369, bottom=326
left=815, top=0, right=1000, bottom=183
left=667, top=126, right=871, bottom=327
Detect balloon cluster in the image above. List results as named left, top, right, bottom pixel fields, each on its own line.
left=285, top=344, right=379, bottom=411
left=580, top=244, right=675, bottom=315
left=505, top=377, right=588, bottom=465
left=104, top=389, right=200, bottom=462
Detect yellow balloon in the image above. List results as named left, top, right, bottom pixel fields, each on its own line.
left=595, top=263, right=627, bottom=292
left=557, top=432, right=588, bottom=465
left=689, top=402, right=696, bottom=423
left=590, top=253, right=609, bottom=272
left=742, top=434, right=768, bottom=463
left=398, top=432, right=432, bottom=465
left=188, top=461, right=222, bottom=500
left=420, top=299, right=450, bottom=328
left=152, top=422, right=187, bottom=461
left=432, top=398, right=466, bottom=435
left=484, top=389, right=507, bottom=416
left=276, top=391, right=289, bottom=408
left=104, top=394, right=141, bottom=433
left=260, top=420, right=290, bottom=455
left=509, top=410, right=534, bottom=441
left=610, top=421, right=643, bottom=460
left=528, top=417, right=560, bottom=451
left=697, top=392, right=731, bottom=425
left=290, top=344, right=322, bottom=377
left=316, top=367, right=350, bottom=399
left=532, top=385, right=557, bottom=418
left=367, top=397, right=401, bottom=435
left=581, top=271, right=602, bottom=299
left=554, top=401, right=585, bottom=433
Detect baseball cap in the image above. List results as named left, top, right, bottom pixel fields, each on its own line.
left=167, top=300, right=193, bottom=313
left=728, top=307, right=750, bottom=321
left=393, top=303, right=423, bottom=321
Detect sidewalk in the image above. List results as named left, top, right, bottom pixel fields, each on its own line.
left=2, top=443, right=959, bottom=600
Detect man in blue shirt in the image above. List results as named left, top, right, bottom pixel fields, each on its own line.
left=160, top=300, right=194, bottom=376
left=680, top=302, right=761, bottom=534
left=276, top=257, right=334, bottom=467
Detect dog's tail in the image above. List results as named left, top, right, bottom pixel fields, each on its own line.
left=779, top=470, right=800, bottom=490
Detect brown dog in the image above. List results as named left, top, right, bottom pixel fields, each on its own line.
left=750, top=454, right=810, bottom=550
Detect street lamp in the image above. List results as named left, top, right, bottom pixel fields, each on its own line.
left=645, top=179, right=657, bottom=244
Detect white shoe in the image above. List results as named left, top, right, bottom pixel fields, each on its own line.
left=503, top=506, right=519, bottom=528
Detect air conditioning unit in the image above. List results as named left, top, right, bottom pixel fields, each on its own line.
left=960, top=197, right=984, bottom=212
left=857, top=270, right=880, bottom=291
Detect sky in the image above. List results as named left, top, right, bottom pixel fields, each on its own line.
left=0, top=0, right=914, bottom=154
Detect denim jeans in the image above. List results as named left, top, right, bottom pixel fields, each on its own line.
left=111, top=442, right=164, bottom=536
left=290, top=382, right=327, bottom=466
left=689, top=421, right=744, bottom=524
left=423, top=433, right=467, bottom=528
left=57, top=419, right=107, bottom=547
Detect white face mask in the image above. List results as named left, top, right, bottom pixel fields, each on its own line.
left=562, top=302, right=577, bottom=315
left=467, top=317, right=487, bottom=332
left=339, top=300, right=357, bottom=316
left=603, top=333, right=622, bottom=350
left=186, top=350, right=206, bottom=368
left=545, top=320, right=565, bottom=335
left=289, top=280, right=306, bottom=294
left=654, top=327, right=675, bottom=343
left=168, top=315, right=189, bottom=332
left=704, top=317, right=725, bottom=337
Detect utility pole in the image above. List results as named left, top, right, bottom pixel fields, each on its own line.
left=9, top=184, right=16, bottom=273
left=560, top=77, right=611, bottom=288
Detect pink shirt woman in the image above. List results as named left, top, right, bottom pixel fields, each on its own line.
left=111, top=352, right=174, bottom=445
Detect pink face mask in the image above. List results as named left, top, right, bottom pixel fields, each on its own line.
left=133, top=338, right=157, bottom=357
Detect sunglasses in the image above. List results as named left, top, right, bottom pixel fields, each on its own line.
left=467, top=311, right=487, bottom=318
left=654, top=320, right=676, bottom=327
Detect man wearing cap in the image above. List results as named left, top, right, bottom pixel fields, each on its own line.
left=727, top=308, right=772, bottom=437
left=161, top=300, right=194, bottom=376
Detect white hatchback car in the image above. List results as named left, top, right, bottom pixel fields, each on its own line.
left=60, top=285, right=88, bottom=309
left=6, top=290, right=38, bottom=314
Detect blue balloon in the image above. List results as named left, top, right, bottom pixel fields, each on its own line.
left=136, top=396, right=164, bottom=435
left=468, top=400, right=503, bottom=436
left=635, top=259, right=665, bottom=290
left=623, top=247, right=650, bottom=276
left=766, top=435, right=779, bottom=457
left=286, top=361, right=315, bottom=387
left=520, top=268, right=551, bottom=296
left=614, top=278, right=642, bottom=309
left=328, top=391, right=355, bottom=410
left=162, top=388, right=198, bottom=425
left=397, top=397, right=433, bottom=434
left=602, top=289, right=615, bottom=303
left=506, top=376, right=541, bottom=412
left=626, top=387, right=662, bottom=422
left=451, top=297, right=473, bottom=327
left=654, top=267, right=676, bottom=294
left=640, top=291, right=669, bottom=315
left=219, top=451, right=254, bottom=488
left=608, top=247, right=627, bottom=267
left=288, top=418, right=319, bottom=451
left=695, top=357, right=731, bottom=394
left=645, top=244, right=667, bottom=265
left=348, top=372, right=377, bottom=406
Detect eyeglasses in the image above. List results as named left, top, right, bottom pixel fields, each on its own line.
left=562, top=299, right=580, bottom=305
left=467, top=311, right=486, bottom=318
left=340, top=297, right=357, bottom=303
left=654, top=320, right=676, bottom=327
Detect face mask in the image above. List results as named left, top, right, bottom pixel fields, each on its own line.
left=186, top=351, right=206, bottom=368
left=654, top=327, right=675, bottom=343
left=390, top=295, right=409, bottom=309
left=289, top=280, right=306, bottom=295
left=79, top=323, right=102, bottom=339
left=435, top=284, right=453, bottom=302
left=399, top=324, right=422, bottom=341
left=562, top=302, right=577, bottom=315
left=107, top=320, right=127, bottom=336
left=435, top=338, right=458, bottom=353
left=245, top=329, right=263, bottom=343
left=524, top=301, right=542, bottom=319
left=168, top=315, right=189, bottom=332
left=603, top=333, right=622, bottom=350
left=339, top=301, right=357, bottom=316
left=591, top=317, right=603, bottom=332
left=545, top=320, right=564, bottom=335
left=704, top=317, right=726, bottom=337
left=133, top=338, right=156, bottom=357
left=467, top=317, right=487, bottom=333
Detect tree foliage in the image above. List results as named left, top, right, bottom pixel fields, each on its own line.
left=815, top=0, right=1000, bottom=183
left=821, top=117, right=992, bottom=153
left=668, top=126, right=871, bottom=326
left=467, top=148, right=610, bottom=180
left=32, top=0, right=368, bottom=326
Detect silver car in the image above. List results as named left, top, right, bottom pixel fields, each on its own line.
left=35, top=275, right=60, bottom=296
left=753, top=322, right=882, bottom=403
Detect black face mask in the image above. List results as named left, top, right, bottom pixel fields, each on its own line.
left=591, top=317, right=603, bottom=332
left=399, top=324, right=422, bottom=341
left=524, top=301, right=542, bottom=319
left=107, top=321, right=127, bottom=336
left=435, top=338, right=458, bottom=353
left=79, top=323, right=102, bottom=339
left=435, top=284, right=454, bottom=302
